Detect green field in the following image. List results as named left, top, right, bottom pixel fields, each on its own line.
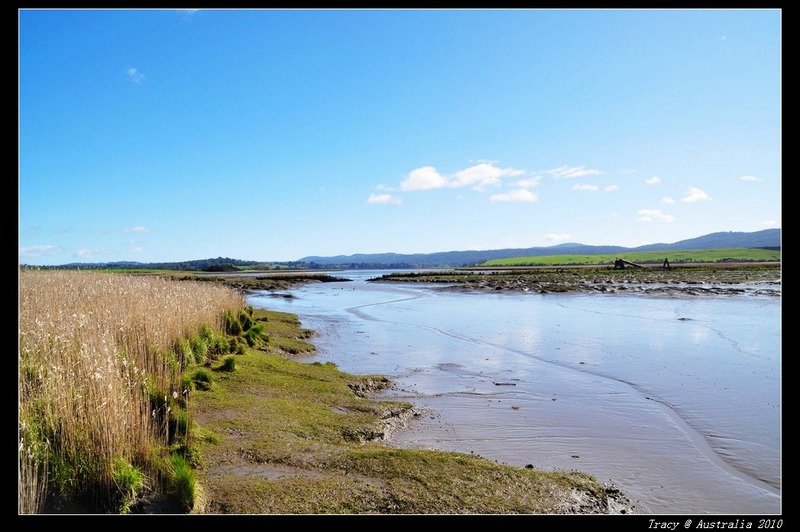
left=481, top=247, right=781, bottom=267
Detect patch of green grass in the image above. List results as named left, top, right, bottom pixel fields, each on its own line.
left=219, top=355, right=237, bottom=372
left=167, top=453, right=199, bottom=512
left=268, top=336, right=316, bottom=355
left=482, top=247, right=780, bottom=267
left=112, top=457, right=146, bottom=514
left=188, top=367, right=214, bottom=391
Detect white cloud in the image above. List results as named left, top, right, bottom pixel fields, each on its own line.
left=572, top=183, right=598, bottom=192
left=515, top=177, right=542, bottom=188
left=645, top=176, right=661, bottom=185
left=126, top=67, right=145, bottom=84
left=452, top=162, right=523, bottom=191
left=125, top=225, right=151, bottom=234
left=605, top=185, right=619, bottom=192
left=19, top=244, right=60, bottom=258
left=490, top=189, right=538, bottom=203
left=661, top=196, right=675, bottom=204
left=368, top=193, right=402, bottom=206
left=740, top=175, right=760, bottom=182
left=547, top=165, right=602, bottom=179
left=682, top=187, right=713, bottom=203
left=637, top=209, right=676, bottom=223
left=400, top=166, right=448, bottom=191
left=400, top=162, right=524, bottom=192
left=545, top=233, right=571, bottom=243
left=761, top=220, right=779, bottom=227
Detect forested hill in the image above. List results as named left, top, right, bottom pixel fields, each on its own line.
left=37, top=257, right=306, bottom=272
left=27, top=228, right=779, bottom=270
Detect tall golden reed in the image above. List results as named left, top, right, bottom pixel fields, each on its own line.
left=18, top=270, right=245, bottom=513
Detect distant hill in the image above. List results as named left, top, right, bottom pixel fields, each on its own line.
left=38, top=257, right=289, bottom=272
left=299, top=229, right=781, bottom=268
left=25, top=229, right=779, bottom=270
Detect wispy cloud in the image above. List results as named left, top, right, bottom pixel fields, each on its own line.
left=761, top=220, right=779, bottom=227
left=368, top=193, right=402, bottom=206
left=645, top=176, right=662, bottom=185
left=661, top=196, right=675, bottom=204
left=739, top=175, right=760, bottom=182
left=452, top=162, right=523, bottom=191
left=19, top=244, right=60, bottom=258
left=490, top=189, right=538, bottom=203
left=547, top=165, right=602, bottom=180
left=682, top=187, right=712, bottom=203
left=400, top=162, right=524, bottom=192
left=515, top=177, right=542, bottom=188
left=605, top=185, right=619, bottom=192
left=176, top=9, right=199, bottom=18
left=572, top=183, right=598, bottom=192
left=76, top=248, right=107, bottom=259
left=637, top=209, right=676, bottom=223
left=545, top=233, right=571, bottom=243
left=124, top=225, right=151, bottom=234
left=126, top=67, right=145, bottom=84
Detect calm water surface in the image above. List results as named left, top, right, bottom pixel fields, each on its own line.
left=247, top=270, right=781, bottom=515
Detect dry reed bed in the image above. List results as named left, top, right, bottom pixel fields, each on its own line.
left=18, top=270, right=245, bottom=513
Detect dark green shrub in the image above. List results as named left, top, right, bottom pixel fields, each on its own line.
left=191, top=336, right=208, bottom=365
left=198, top=323, right=214, bottom=342
left=177, top=339, right=193, bottom=368
left=224, top=310, right=241, bottom=336
left=221, top=356, right=236, bottom=372
left=208, top=335, right=230, bottom=357
left=112, top=457, right=145, bottom=514
left=190, top=368, right=213, bottom=391
left=239, top=309, right=254, bottom=332
left=180, top=373, right=194, bottom=393
left=242, top=322, right=265, bottom=347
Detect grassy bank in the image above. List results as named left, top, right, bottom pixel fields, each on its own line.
left=481, top=247, right=780, bottom=267
left=19, top=270, right=631, bottom=514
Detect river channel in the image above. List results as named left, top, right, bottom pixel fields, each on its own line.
left=246, top=270, right=781, bottom=515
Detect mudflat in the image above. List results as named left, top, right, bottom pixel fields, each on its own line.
left=370, top=263, right=781, bottom=296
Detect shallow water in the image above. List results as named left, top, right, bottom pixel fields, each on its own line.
left=247, top=271, right=781, bottom=515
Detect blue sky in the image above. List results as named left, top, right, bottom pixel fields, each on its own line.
left=19, top=8, right=781, bottom=265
